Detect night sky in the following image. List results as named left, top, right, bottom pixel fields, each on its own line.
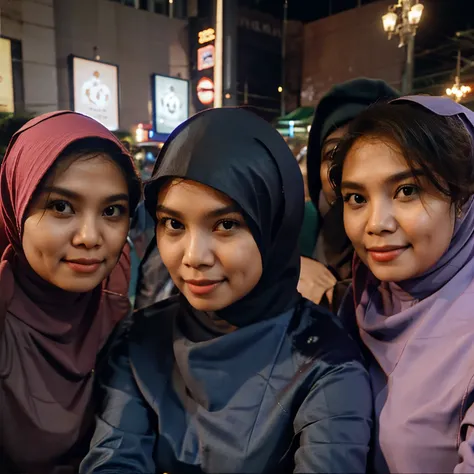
left=244, top=0, right=474, bottom=88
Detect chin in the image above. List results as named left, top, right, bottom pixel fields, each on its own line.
left=53, top=277, right=104, bottom=293
left=368, top=265, right=418, bottom=283
left=184, top=294, right=229, bottom=312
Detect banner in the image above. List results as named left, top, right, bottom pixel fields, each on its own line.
left=152, top=74, right=189, bottom=135
left=70, top=56, right=119, bottom=130
left=0, top=38, right=14, bottom=113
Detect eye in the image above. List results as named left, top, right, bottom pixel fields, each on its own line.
left=103, top=205, right=127, bottom=218
left=396, top=185, right=419, bottom=199
left=160, top=217, right=184, bottom=231
left=343, top=193, right=366, bottom=206
left=215, top=219, right=240, bottom=232
left=47, top=200, right=73, bottom=215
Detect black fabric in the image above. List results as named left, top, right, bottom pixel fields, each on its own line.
left=144, top=107, right=305, bottom=327
left=306, top=78, right=400, bottom=208
left=134, top=241, right=177, bottom=311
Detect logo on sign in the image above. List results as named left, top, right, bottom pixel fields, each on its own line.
left=198, top=28, right=216, bottom=45
left=81, top=70, right=110, bottom=109
left=197, top=45, right=215, bottom=71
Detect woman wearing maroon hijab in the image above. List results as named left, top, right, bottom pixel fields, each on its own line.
left=0, top=111, right=141, bottom=473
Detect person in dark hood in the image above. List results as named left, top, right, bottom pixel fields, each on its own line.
left=81, top=107, right=372, bottom=473
left=299, top=78, right=399, bottom=311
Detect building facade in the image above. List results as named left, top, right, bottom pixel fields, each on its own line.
left=0, top=0, right=190, bottom=132
left=301, top=0, right=405, bottom=106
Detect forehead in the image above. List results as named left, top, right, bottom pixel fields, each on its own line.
left=324, top=123, right=349, bottom=144
left=342, top=137, right=409, bottom=181
left=158, top=179, right=233, bottom=208
left=42, top=153, right=127, bottom=191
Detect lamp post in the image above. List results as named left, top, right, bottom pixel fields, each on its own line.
left=382, top=0, right=424, bottom=95
left=446, top=42, right=472, bottom=103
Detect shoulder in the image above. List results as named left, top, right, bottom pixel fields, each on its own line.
left=129, top=295, right=180, bottom=345
left=292, top=298, right=365, bottom=367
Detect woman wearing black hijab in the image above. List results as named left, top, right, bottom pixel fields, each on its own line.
left=81, top=108, right=372, bottom=473
left=299, top=78, right=399, bottom=311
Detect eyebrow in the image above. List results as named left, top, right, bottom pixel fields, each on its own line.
left=156, top=204, right=240, bottom=219
left=341, top=169, right=425, bottom=191
left=42, top=186, right=129, bottom=203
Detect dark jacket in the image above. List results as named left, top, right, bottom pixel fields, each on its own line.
left=81, top=297, right=372, bottom=473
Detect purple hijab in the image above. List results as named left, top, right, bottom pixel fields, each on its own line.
left=348, top=96, right=474, bottom=473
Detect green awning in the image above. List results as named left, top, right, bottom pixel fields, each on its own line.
left=275, top=107, right=315, bottom=125
left=274, top=107, right=315, bottom=138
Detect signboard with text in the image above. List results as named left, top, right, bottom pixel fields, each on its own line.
left=152, top=74, right=189, bottom=135
left=0, top=38, right=14, bottom=113
left=69, top=56, right=119, bottom=131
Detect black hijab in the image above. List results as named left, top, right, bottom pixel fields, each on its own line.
left=307, top=78, right=399, bottom=208
left=144, top=107, right=305, bottom=327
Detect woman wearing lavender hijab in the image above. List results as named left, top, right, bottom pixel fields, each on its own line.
left=330, top=95, right=474, bottom=473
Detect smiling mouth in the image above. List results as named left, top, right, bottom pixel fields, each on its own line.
left=184, top=279, right=225, bottom=296
left=367, top=246, right=410, bottom=263
left=62, top=258, right=104, bottom=274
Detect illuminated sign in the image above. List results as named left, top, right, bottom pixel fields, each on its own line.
left=69, top=56, right=119, bottom=131
left=198, top=28, right=215, bottom=45
left=197, top=77, right=214, bottom=106
left=0, top=38, right=14, bottom=113
left=152, top=74, right=189, bottom=134
left=197, top=45, right=215, bottom=71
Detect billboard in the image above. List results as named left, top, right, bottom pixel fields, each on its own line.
left=69, top=56, right=119, bottom=131
left=152, top=74, right=189, bottom=135
left=0, top=38, right=14, bottom=113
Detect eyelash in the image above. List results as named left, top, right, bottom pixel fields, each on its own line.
left=46, top=199, right=128, bottom=218
left=158, top=217, right=242, bottom=234
left=342, top=184, right=420, bottom=207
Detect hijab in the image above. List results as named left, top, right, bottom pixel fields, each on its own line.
left=144, top=107, right=305, bottom=328
left=352, top=96, right=474, bottom=370
left=0, top=110, right=140, bottom=472
left=306, top=78, right=399, bottom=283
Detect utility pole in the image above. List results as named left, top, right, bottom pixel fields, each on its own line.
left=280, top=0, right=288, bottom=117
left=214, top=0, right=224, bottom=107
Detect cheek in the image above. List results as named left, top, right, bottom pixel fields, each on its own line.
left=404, top=203, right=454, bottom=252
left=22, top=216, right=71, bottom=260
left=156, top=235, right=181, bottom=272
left=104, top=221, right=130, bottom=255
left=219, top=236, right=263, bottom=281
left=343, top=211, right=364, bottom=247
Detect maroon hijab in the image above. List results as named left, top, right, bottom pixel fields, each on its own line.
left=0, top=111, right=139, bottom=473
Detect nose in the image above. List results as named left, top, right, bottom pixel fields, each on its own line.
left=71, top=214, right=103, bottom=249
left=366, top=198, right=397, bottom=235
left=182, top=230, right=215, bottom=269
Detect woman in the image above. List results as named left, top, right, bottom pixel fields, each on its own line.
left=300, top=78, right=399, bottom=310
left=331, top=96, right=474, bottom=472
left=81, top=107, right=372, bottom=473
left=0, top=111, right=141, bottom=473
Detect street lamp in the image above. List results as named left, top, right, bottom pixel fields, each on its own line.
left=382, top=0, right=424, bottom=95
left=446, top=44, right=472, bottom=103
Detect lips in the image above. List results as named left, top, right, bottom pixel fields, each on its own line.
left=184, top=279, right=224, bottom=296
left=63, top=258, right=104, bottom=274
left=366, top=245, right=409, bottom=263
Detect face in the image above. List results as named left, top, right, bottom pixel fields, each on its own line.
left=156, top=179, right=263, bottom=312
left=320, top=125, right=348, bottom=205
left=341, top=137, right=455, bottom=282
left=23, top=154, right=130, bottom=292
